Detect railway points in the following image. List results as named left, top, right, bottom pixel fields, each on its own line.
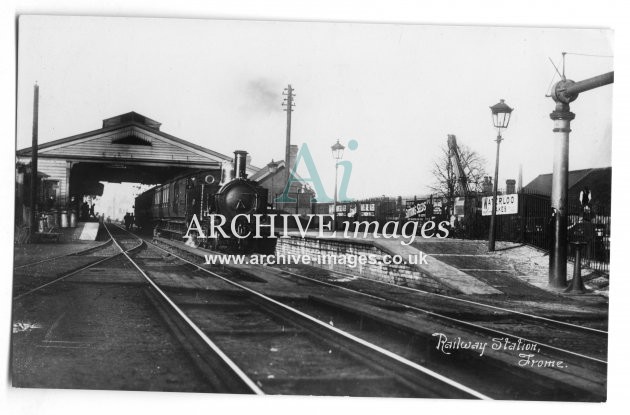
left=12, top=209, right=609, bottom=400
left=12, top=108, right=610, bottom=401
left=119, top=225, right=491, bottom=398
left=11, top=16, right=617, bottom=407
left=11, top=227, right=222, bottom=393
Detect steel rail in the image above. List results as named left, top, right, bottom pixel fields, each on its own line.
left=316, top=267, right=607, bottom=335
left=13, top=234, right=140, bottom=301
left=144, top=233, right=606, bottom=363
left=153, top=234, right=606, bottom=336
left=277, top=268, right=607, bottom=365
left=135, top=231, right=491, bottom=400
left=13, top=237, right=113, bottom=270
left=103, top=224, right=264, bottom=395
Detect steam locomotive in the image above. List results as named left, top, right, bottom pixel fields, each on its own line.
left=134, top=150, right=273, bottom=252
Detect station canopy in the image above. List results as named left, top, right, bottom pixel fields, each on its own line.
left=16, top=112, right=259, bottom=196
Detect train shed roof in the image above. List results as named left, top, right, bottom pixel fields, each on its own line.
left=17, top=112, right=260, bottom=172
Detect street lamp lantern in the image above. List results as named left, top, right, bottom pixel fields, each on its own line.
left=267, top=159, right=279, bottom=210
left=331, top=140, right=345, bottom=161
left=488, top=99, right=513, bottom=252
left=331, top=140, right=345, bottom=231
left=490, top=99, right=514, bottom=129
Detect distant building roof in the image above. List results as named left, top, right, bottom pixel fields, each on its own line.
left=249, top=160, right=288, bottom=182
left=523, top=167, right=611, bottom=203
left=102, top=112, right=162, bottom=130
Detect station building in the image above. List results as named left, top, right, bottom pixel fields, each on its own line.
left=15, top=112, right=258, bottom=223
left=250, top=144, right=316, bottom=216
left=15, top=111, right=313, bottom=227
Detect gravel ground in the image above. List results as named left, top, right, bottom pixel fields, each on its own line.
left=12, top=274, right=215, bottom=392
left=413, top=239, right=609, bottom=297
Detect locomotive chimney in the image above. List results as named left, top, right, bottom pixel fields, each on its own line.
left=234, top=150, right=248, bottom=180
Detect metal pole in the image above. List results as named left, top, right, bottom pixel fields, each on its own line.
left=270, top=174, right=275, bottom=210
left=283, top=84, right=293, bottom=210
left=547, top=71, right=613, bottom=287
left=549, top=101, right=574, bottom=287
left=333, top=161, right=339, bottom=231
left=488, top=134, right=502, bottom=251
left=566, top=242, right=586, bottom=293
left=295, top=190, right=299, bottom=214
left=29, top=84, right=39, bottom=239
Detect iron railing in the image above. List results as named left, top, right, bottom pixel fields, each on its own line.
left=310, top=189, right=610, bottom=272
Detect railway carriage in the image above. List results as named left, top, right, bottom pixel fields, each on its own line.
left=134, top=150, right=272, bottom=252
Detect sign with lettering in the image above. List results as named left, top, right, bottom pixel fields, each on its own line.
left=328, top=204, right=348, bottom=215
left=482, top=195, right=518, bottom=216
left=405, top=201, right=427, bottom=218
left=432, top=199, right=443, bottom=215
left=454, top=197, right=466, bottom=216
left=360, top=203, right=376, bottom=217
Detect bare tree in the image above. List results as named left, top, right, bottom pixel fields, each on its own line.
left=429, top=142, right=487, bottom=209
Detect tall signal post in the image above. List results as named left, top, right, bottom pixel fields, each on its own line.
left=282, top=85, right=295, bottom=209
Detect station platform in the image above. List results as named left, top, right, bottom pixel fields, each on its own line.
left=14, top=223, right=107, bottom=267
left=60, top=221, right=101, bottom=241
left=154, top=228, right=607, bottom=305
left=283, top=231, right=608, bottom=299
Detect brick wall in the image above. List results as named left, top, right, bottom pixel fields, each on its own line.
left=275, top=236, right=454, bottom=294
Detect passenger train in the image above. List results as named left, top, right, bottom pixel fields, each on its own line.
left=134, top=150, right=273, bottom=252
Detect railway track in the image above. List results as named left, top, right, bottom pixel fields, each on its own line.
left=12, top=225, right=233, bottom=393
left=107, top=225, right=489, bottom=398
left=12, top=235, right=127, bottom=299
left=145, top=233, right=607, bottom=401
left=13, top=237, right=113, bottom=269
left=318, top=268, right=609, bottom=331
left=15, top=222, right=605, bottom=399
left=274, top=267, right=608, bottom=365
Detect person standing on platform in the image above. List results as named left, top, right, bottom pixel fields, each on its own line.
left=81, top=201, right=89, bottom=220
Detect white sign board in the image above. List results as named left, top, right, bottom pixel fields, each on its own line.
left=405, top=202, right=427, bottom=219
left=482, top=195, right=518, bottom=216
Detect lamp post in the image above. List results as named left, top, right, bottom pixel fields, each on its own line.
left=267, top=159, right=278, bottom=210
left=295, top=185, right=305, bottom=214
left=331, top=140, right=345, bottom=231
left=488, top=99, right=513, bottom=252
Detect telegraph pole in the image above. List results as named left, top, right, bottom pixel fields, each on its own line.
left=548, top=70, right=613, bottom=287
left=29, top=83, right=39, bottom=239
left=282, top=85, right=295, bottom=209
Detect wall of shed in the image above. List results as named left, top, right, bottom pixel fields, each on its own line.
left=18, top=157, right=69, bottom=205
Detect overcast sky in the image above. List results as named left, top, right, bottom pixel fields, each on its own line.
left=16, top=16, right=613, bottom=198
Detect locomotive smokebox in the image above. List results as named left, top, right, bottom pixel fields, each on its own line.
left=234, top=150, right=248, bottom=180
